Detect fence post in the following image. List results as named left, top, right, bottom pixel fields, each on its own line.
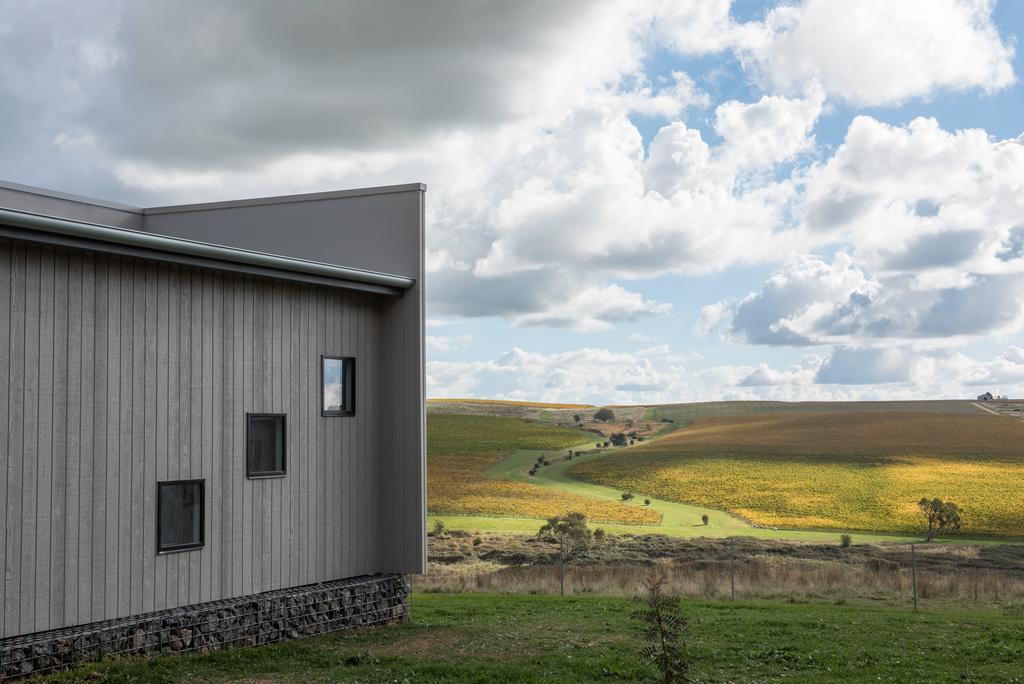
left=911, top=544, right=918, bottom=613
left=730, top=540, right=736, bottom=601
left=559, top=537, right=565, bottom=597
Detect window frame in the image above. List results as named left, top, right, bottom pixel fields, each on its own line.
left=321, top=355, right=356, bottom=417
left=157, top=479, right=205, bottom=554
left=246, top=413, right=287, bottom=479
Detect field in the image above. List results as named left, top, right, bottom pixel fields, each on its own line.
left=45, top=593, right=1024, bottom=682
left=568, top=412, right=1024, bottom=537
left=427, top=414, right=661, bottom=525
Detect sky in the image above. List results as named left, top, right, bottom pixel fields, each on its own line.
left=2, top=0, right=1023, bottom=404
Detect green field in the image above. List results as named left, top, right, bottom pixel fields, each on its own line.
left=46, top=593, right=1024, bottom=682
left=426, top=401, right=1024, bottom=542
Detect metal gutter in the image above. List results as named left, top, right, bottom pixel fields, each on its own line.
left=0, top=207, right=415, bottom=290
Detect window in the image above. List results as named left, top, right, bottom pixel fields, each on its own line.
left=247, top=414, right=286, bottom=477
left=322, top=356, right=355, bottom=416
left=157, top=480, right=204, bottom=553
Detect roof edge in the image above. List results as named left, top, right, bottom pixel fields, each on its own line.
left=145, top=182, right=427, bottom=215
left=0, top=179, right=144, bottom=214
left=0, top=206, right=415, bottom=290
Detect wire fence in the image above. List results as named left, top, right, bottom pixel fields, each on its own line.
left=415, top=541, right=1024, bottom=614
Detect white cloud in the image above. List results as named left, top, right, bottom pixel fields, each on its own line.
left=426, top=335, right=473, bottom=354
left=713, top=87, right=824, bottom=170
left=429, top=343, right=1024, bottom=403
left=740, top=0, right=1016, bottom=106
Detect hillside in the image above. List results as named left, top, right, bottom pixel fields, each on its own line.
left=568, top=411, right=1024, bottom=536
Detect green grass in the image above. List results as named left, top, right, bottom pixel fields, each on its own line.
left=47, top=593, right=1024, bottom=682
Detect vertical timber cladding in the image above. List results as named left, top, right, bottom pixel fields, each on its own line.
left=0, top=238, right=386, bottom=640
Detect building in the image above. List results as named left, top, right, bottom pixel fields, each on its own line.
left=0, top=180, right=426, bottom=677
left=978, top=392, right=994, bottom=401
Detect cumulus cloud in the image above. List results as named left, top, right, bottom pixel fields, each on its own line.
left=739, top=0, right=1016, bottom=105
left=713, top=253, right=1024, bottom=347
left=1, top=0, right=1020, bottom=343
left=815, top=347, right=911, bottom=384
left=429, top=343, right=1024, bottom=403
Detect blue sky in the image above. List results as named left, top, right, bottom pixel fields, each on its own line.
left=2, top=1, right=1023, bottom=403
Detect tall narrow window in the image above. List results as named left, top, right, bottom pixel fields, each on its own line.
left=322, top=356, right=355, bottom=416
left=157, top=480, right=204, bottom=553
left=247, top=414, right=286, bottom=477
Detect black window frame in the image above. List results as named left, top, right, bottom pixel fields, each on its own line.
left=246, top=413, right=287, bottom=478
left=157, top=479, right=205, bottom=554
left=321, top=355, right=356, bottom=417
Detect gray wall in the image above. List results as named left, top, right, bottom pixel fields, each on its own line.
left=144, top=184, right=427, bottom=580
left=0, top=183, right=426, bottom=640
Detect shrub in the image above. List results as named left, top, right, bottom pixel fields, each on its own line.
left=701, top=514, right=709, bottom=525
left=593, top=528, right=606, bottom=542
left=594, top=407, right=615, bottom=422
left=644, top=499, right=651, bottom=506
left=432, top=520, right=447, bottom=537
left=611, top=432, right=627, bottom=446
left=622, top=493, right=634, bottom=502
left=473, top=537, right=482, bottom=546
left=603, top=441, right=610, bottom=448
left=596, top=442, right=602, bottom=448
left=840, top=534, right=852, bottom=547
left=632, top=568, right=689, bottom=683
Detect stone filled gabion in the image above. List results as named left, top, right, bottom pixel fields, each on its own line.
left=0, top=574, right=409, bottom=680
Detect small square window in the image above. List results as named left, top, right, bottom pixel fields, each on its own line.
left=322, top=356, right=355, bottom=416
left=158, top=480, right=204, bottom=553
left=247, top=414, right=286, bottom=477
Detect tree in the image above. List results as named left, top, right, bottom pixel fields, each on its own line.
left=611, top=432, right=627, bottom=446
left=632, top=568, right=689, bottom=683
left=594, top=407, right=615, bottom=422
left=644, top=498, right=651, bottom=506
left=573, top=414, right=582, bottom=423
left=622, top=492, right=634, bottom=502
left=538, top=512, right=592, bottom=596
left=918, top=497, right=963, bottom=541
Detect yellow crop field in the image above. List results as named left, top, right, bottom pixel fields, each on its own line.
left=567, top=412, right=1024, bottom=537
left=428, top=414, right=660, bottom=525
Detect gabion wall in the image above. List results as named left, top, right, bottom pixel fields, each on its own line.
left=0, top=573, right=409, bottom=680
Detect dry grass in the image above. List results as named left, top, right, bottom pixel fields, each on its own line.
left=416, top=533, right=1024, bottom=611
left=415, top=558, right=1024, bottom=610
left=568, top=412, right=1024, bottom=536
left=428, top=414, right=661, bottom=525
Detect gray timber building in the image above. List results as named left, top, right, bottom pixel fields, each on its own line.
left=0, top=180, right=426, bottom=677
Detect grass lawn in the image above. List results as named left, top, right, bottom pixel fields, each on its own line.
left=47, top=593, right=1024, bottom=682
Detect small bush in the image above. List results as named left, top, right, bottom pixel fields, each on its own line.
left=473, top=537, right=482, bottom=546
left=622, top=493, right=634, bottom=502
left=701, top=514, right=709, bottom=525
left=432, top=520, right=447, bottom=537
left=593, top=528, right=606, bottom=542
left=840, top=534, right=852, bottom=547
left=644, top=499, right=651, bottom=506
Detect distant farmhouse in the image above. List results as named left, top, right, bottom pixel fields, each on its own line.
left=978, top=392, right=994, bottom=401
left=0, top=180, right=426, bottom=677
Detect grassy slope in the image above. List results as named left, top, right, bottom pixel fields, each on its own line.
left=568, top=412, right=1024, bottom=537
left=476, top=446, right=914, bottom=542
left=427, top=414, right=660, bottom=525
left=48, top=594, right=1024, bottom=683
